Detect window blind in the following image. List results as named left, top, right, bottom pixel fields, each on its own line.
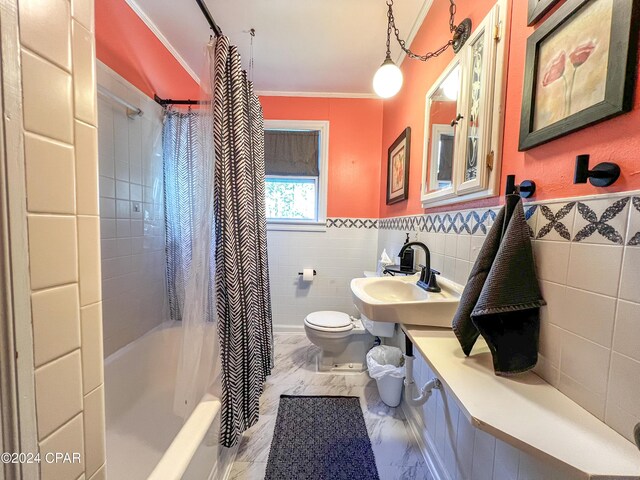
left=264, top=130, right=319, bottom=176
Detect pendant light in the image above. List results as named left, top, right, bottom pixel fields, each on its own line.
left=373, top=0, right=472, bottom=99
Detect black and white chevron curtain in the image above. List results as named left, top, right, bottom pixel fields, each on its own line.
left=162, top=36, right=273, bottom=449
left=211, top=35, right=273, bottom=447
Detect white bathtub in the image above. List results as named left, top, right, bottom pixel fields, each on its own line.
left=105, top=322, right=234, bottom=480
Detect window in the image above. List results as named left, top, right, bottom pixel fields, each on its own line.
left=263, top=120, right=329, bottom=230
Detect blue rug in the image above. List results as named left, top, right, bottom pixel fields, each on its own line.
left=265, top=395, right=380, bottom=480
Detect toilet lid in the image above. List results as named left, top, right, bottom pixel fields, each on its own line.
left=305, top=311, right=352, bottom=329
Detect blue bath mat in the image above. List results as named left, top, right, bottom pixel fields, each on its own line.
left=265, top=395, right=379, bottom=480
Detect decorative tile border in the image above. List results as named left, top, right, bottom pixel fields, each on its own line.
left=326, top=218, right=378, bottom=229
left=379, top=195, right=640, bottom=246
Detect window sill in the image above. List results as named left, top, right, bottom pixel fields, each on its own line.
left=266, top=221, right=326, bottom=232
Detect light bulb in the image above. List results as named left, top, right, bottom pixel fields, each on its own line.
left=373, top=58, right=403, bottom=98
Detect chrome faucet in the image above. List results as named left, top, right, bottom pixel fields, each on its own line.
left=398, top=242, right=442, bottom=293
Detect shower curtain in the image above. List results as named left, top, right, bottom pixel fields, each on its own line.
left=163, top=36, right=273, bottom=448
left=212, top=36, right=273, bottom=448
left=163, top=104, right=221, bottom=418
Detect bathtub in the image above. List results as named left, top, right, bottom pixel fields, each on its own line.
left=104, top=322, right=235, bottom=480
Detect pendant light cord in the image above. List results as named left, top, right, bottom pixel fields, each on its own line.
left=385, top=0, right=463, bottom=62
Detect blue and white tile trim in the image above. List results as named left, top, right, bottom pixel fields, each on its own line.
left=326, top=218, right=378, bottom=229
left=378, top=194, right=640, bottom=246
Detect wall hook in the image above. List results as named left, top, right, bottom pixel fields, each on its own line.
left=574, top=154, right=620, bottom=187
left=505, top=174, right=536, bottom=198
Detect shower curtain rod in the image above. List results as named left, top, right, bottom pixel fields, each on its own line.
left=154, top=0, right=221, bottom=106
left=196, top=0, right=222, bottom=37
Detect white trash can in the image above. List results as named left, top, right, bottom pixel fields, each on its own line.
left=366, top=345, right=405, bottom=407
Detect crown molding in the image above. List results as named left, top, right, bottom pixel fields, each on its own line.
left=256, top=90, right=380, bottom=99
left=123, top=0, right=201, bottom=84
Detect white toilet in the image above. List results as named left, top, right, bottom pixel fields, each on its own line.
left=303, top=271, right=395, bottom=373
left=304, top=311, right=373, bottom=372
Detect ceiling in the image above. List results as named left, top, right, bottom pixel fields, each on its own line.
left=128, top=0, right=432, bottom=96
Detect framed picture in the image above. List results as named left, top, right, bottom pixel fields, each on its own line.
left=386, top=127, right=411, bottom=205
left=519, top=0, right=638, bottom=151
left=528, top=0, right=561, bottom=26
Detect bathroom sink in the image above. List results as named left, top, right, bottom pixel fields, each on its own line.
left=350, top=274, right=462, bottom=328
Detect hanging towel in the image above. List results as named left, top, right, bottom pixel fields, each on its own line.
left=452, top=195, right=546, bottom=376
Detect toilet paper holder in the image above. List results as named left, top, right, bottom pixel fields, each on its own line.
left=298, top=270, right=317, bottom=276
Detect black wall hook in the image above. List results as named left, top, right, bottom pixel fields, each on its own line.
left=505, top=175, right=536, bottom=198
left=574, top=154, right=620, bottom=187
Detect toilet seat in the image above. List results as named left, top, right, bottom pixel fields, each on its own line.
left=304, top=311, right=353, bottom=333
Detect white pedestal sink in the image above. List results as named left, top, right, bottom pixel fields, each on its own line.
left=351, top=274, right=462, bottom=328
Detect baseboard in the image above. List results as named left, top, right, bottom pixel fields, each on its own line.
left=401, top=401, right=451, bottom=480
left=272, top=324, right=305, bottom=334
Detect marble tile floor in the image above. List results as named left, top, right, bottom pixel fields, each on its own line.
left=228, top=334, right=433, bottom=480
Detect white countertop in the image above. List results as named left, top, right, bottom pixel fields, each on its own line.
left=403, top=325, right=640, bottom=479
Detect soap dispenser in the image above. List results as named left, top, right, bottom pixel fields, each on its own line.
left=400, top=233, right=414, bottom=272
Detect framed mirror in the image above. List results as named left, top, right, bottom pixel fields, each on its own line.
left=422, top=62, right=462, bottom=202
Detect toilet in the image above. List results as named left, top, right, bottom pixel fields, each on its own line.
left=304, top=311, right=373, bottom=372
left=303, top=271, right=395, bottom=373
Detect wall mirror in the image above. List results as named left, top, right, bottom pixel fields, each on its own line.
left=426, top=63, right=460, bottom=195
left=421, top=0, right=508, bottom=207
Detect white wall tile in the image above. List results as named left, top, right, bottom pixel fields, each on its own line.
left=21, top=49, right=73, bottom=143
left=532, top=241, right=570, bottom=284
left=88, top=465, right=106, bottom=480
left=607, top=353, right=640, bottom=419
left=455, top=414, right=475, bottom=480
left=78, top=216, right=101, bottom=306
left=28, top=215, right=78, bottom=290
left=81, top=303, right=104, bottom=393
left=559, top=331, right=610, bottom=397
left=456, top=234, right=471, bottom=261
left=24, top=132, right=75, bottom=214
left=558, top=374, right=605, bottom=420
left=555, top=287, right=616, bottom=348
left=72, top=20, right=96, bottom=125
left=605, top=402, right=640, bottom=444
left=84, top=385, right=106, bottom=478
left=75, top=121, right=99, bottom=215
left=19, top=0, right=71, bottom=71
left=612, top=300, right=640, bottom=362
left=471, top=429, right=495, bottom=480
left=566, top=243, right=623, bottom=297
left=31, top=284, right=81, bottom=367
left=39, top=414, right=84, bottom=480
left=72, top=0, right=94, bottom=32
left=35, top=350, right=83, bottom=439
left=619, top=246, right=640, bottom=303
left=493, top=439, right=519, bottom=480
left=97, top=83, right=166, bottom=355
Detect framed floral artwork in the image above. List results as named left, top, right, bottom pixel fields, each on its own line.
left=527, top=0, right=561, bottom=26
left=518, top=0, right=638, bottom=151
left=386, top=127, right=411, bottom=205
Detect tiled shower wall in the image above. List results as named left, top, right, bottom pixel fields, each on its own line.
left=97, top=63, right=167, bottom=357
left=267, top=219, right=378, bottom=331
left=12, top=0, right=106, bottom=478
left=377, top=192, right=640, bottom=478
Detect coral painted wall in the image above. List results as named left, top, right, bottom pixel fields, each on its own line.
left=260, top=96, right=384, bottom=218
left=380, top=0, right=640, bottom=218
left=95, top=0, right=200, bottom=100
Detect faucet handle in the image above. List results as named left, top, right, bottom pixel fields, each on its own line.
left=430, top=268, right=441, bottom=275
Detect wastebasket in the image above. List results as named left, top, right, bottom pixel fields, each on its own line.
left=366, top=345, right=405, bottom=407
